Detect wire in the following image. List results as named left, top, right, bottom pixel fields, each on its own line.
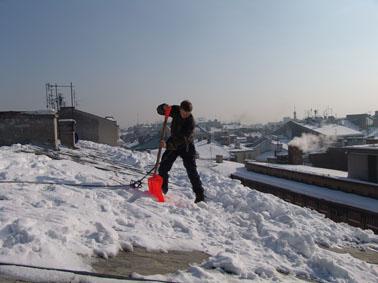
left=0, top=180, right=130, bottom=190
left=0, top=262, right=180, bottom=283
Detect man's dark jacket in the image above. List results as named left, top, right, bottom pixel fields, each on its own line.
left=157, top=104, right=195, bottom=150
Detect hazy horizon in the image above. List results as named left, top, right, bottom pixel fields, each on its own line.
left=1, top=0, right=378, bottom=128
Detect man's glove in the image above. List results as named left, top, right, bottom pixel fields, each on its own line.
left=164, top=105, right=172, bottom=117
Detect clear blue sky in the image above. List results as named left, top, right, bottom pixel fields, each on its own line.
left=1, top=0, right=378, bottom=128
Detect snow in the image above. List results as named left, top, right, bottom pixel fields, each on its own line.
left=125, top=140, right=139, bottom=148
left=209, top=127, right=222, bottom=133
left=340, top=119, right=361, bottom=132
left=223, top=124, right=241, bottom=130
left=250, top=162, right=348, bottom=178
left=0, top=141, right=377, bottom=282
left=303, top=123, right=362, bottom=137
left=245, top=132, right=262, bottom=138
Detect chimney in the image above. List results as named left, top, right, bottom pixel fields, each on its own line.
left=288, top=145, right=303, bottom=165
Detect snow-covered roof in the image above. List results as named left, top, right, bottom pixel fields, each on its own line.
left=125, top=140, right=139, bottom=148
left=223, top=124, right=241, bottom=130
left=301, top=123, right=362, bottom=137
left=339, top=119, right=361, bottom=131
left=209, top=127, right=223, bottom=133
left=245, top=132, right=262, bottom=138
left=195, top=140, right=230, bottom=159
left=0, top=141, right=377, bottom=282
left=229, top=148, right=256, bottom=153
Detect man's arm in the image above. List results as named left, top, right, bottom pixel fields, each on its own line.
left=182, top=117, right=195, bottom=141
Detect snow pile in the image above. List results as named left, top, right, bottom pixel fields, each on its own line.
left=0, top=141, right=377, bottom=282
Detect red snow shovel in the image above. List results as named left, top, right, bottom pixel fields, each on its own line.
left=148, top=105, right=171, bottom=202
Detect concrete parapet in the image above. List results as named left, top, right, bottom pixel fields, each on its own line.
left=0, top=111, right=58, bottom=149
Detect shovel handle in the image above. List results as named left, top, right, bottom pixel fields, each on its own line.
left=154, top=113, right=170, bottom=174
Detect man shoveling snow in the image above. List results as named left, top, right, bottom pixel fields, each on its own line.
left=157, top=100, right=205, bottom=203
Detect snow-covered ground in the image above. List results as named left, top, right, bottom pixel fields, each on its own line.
left=0, top=141, right=377, bottom=282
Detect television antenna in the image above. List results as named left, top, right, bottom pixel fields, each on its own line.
left=45, top=82, right=76, bottom=111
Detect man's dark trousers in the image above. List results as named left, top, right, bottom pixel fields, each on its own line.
left=158, top=142, right=204, bottom=197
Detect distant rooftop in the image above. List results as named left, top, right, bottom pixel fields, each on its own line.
left=296, top=121, right=363, bottom=137
left=345, top=144, right=378, bottom=151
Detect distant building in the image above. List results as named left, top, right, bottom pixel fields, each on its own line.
left=198, top=119, right=222, bottom=130
left=346, top=114, right=374, bottom=130
left=229, top=137, right=287, bottom=163
left=58, top=107, right=119, bottom=146
left=274, top=120, right=318, bottom=139
left=374, top=111, right=378, bottom=127
left=131, top=134, right=160, bottom=151
left=346, top=144, right=378, bottom=183
left=309, top=147, right=348, bottom=171
left=274, top=120, right=363, bottom=145
left=229, top=148, right=258, bottom=163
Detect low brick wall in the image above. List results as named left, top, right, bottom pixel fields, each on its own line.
left=0, top=111, right=58, bottom=148
left=245, top=162, right=378, bottom=199
left=231, top=174, right=378, bottom=234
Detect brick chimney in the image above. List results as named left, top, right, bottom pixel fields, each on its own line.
left=288, top=145, right=303, bottom=165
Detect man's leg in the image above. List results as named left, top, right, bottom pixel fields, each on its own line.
left=180, top=144, right=205, bottom=202
left=158, top=149, right=178, bottom=194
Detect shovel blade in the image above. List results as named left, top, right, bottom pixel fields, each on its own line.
left=148, top=174, right=165, bottom=202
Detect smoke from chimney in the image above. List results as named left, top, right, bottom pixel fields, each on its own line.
left=288, top=133, right=336, bottom=153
